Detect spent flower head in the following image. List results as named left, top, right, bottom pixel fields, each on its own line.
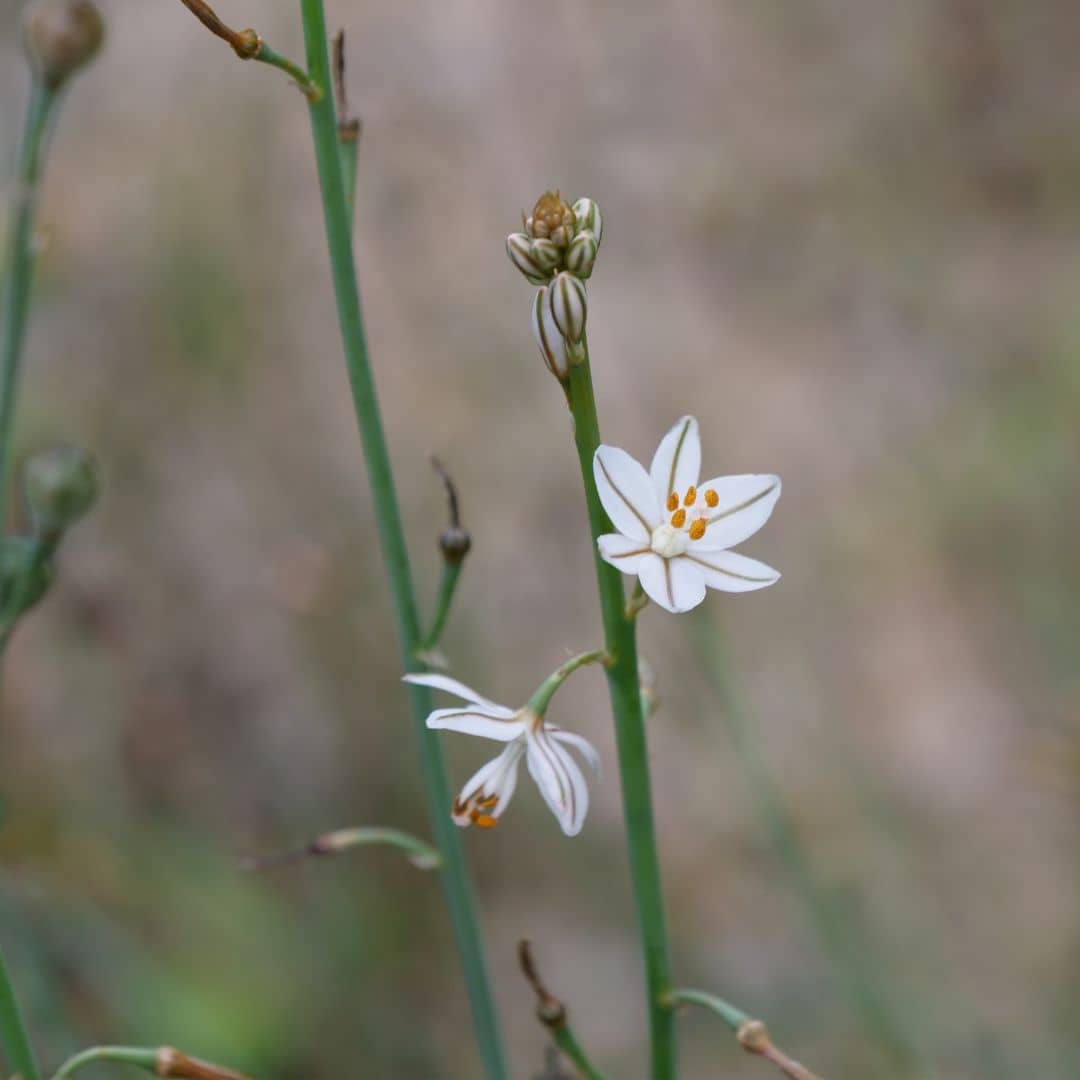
left=22, top=0, right=104, bottom=89
left=595, top=416, right=781, bottom=613
left=404, top=671, right=601, bottom=836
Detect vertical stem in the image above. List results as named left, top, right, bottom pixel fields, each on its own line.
left=0, top=82, right=57, bottom=528
left=565, top=343, right=676, bottom=1079
left=0, top=946, right=40, bottom=1080
left=295, top=5, right=506, bottom=1077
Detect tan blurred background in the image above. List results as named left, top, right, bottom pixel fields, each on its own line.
left=2, top=0, right=1079, bottom=1076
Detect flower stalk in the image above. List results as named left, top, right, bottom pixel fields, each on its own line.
left=564, top=338, right=676, bottom=1078
left=296, top=2, right=506, bottom=1075
left=239, top=824, right=442, bottom=872
left=0, top=946, right=40, bottom=1080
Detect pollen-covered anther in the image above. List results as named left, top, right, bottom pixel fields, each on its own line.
left=471, top=811, right=499, bottom=829
left=477, top=794, right=499, bottom=808
left=704, top=488, right=719, bottom=508
left=689, top=519, right=706, bottom=540
left=666, top=492, right=679, bottom=512
left=670, top=508, right=687, bottom=528
left=683, top=485, right=697, bottom=506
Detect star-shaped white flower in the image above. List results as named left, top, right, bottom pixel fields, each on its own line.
left=594, top=416, right=781, bottom=613
left=403, top=672, right=601, bottom=837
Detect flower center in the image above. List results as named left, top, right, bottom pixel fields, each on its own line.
left=653, top=485, right=718, bottom=556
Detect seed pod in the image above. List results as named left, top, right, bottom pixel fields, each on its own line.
left=549, top=271, right=587, bottom=343
left=572, top=198, right=602, bottom=245
left=22, top=444, right=99, bottom=535
left=565, top=229, right=598, bottom=280
left=22, top=0, right=105, bottom=89
left=531, top=287, right=570, bottom=380
left=506, top=232, right=550, bottom=284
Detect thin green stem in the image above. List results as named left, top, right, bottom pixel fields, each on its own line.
left=0, top=946, right=40, bottom=1080
left=420, top=561, right=463, bottom=652
left=565, top=342, right=675, bottom=1079
left=254, top=44, right=320, bottom=100
left=240, top=824, right=442, bottom=872
left=666, top=989, right=750, bottom=1032
left=296, top=4, right=506, bottom=1076
left=50, top=1046, right=157, bottom=1079
left=552, top=1026, right=608, bottom=1080
left=696, top=615, right=921, bottom=1070
left=0, top=82, right=57, bottom=527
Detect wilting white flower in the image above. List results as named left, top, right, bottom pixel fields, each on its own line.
left=594, top=416, right=781, bottom=613
left=403, top=672, right=600, bottom=836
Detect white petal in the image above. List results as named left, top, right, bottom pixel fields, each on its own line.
left=526, top=729, right=590, bottom=836
left=694, top=475, right=781, bottom=550
left=649, top=416, right=701, bottom=505
left=403, top=672, right=511, bottom=711
left=457, top=740, right=525, bottom=820
left=597, top=533, right=652, bottom=574
left=427, top=707, right=528, bottom=741
left=593, top=446, right=661, bottom=541
left=638, top=553, right=707, bottom=614
left=683, top=549, right=780, bottom=593
left=549, top=729, right=602, bottom=776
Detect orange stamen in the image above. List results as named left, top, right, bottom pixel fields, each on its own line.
left=477, top=794, right=498, bottom=808
left=666, top=492, right=678, bottom=512
left=472, top=812, right=499, bottom=829
left=704, top=488, right=719, bottom=508
left=671, top=508, right=687, bottom=528
left=689, top=519, right=706, bottom=540
left=683, top=485, right=697, bottom=506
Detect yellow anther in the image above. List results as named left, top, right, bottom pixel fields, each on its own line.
left=689, top=519, right=706, bottom=541
left=477, top=794, right=498, bottom=808
left=472, top=812, right=499, bottom=829
left=671, top=508, right=687, bottom=528
left=683, top=485, right=697, bottom=506
left=666, top=492, right=679, bottom=512
left=704, top=488, right=719, bottom=508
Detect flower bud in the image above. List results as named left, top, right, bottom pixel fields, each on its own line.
left=549, top=271, right=587, bottom=344
left=506, top=232, right=550, bottom=285
left=22, top=444, right=99, bottom=535
left=531, top=287, right=570, bottom=380
left=526, top=191, right=576, bottom=250
left=22, top=0, right=105, bottom=89
left=572, top=198, right=602, bottom=245
left=529, top=238, right=562, bottom=274
left=565, top=230, right=598, bottom=280
left=439, top=526, right=472, bottom=566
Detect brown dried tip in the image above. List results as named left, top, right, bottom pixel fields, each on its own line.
left=155, top=1047, right=253, bottom=1080
left=518, top=940, right=566, bottom=1029
left=177, top=0, right=260, bottom=59
left=737, top=1020, right=825, bottom=1080
left=22, top=0, right=104, bottom=88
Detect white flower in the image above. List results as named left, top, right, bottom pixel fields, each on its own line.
left=594, top=416, right=781, bottom=613
left=403, top=672, right=601, bottom=837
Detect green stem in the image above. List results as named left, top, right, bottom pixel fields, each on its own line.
left=565, top=342, right=675, bottom=1079
left=553, top=1025, right=608, bottom=1080
left=296, top=4, right=506, bottom=1076
left=696, top=616, right=921, bottom=1070
left=0, top=82, right=57, bottom=528
left=50, top=1046, right=157, bottom=1079
left=254, top=44, right=320, bottom=100
left=526, top=649, right=607, bottom=715
left=0, top=946, right=40, bottom=1080
left=420, top=561, right=463, bottom=652
left=666, top=988, right=750, bottom=1032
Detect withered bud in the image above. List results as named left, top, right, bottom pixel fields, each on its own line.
left=22, top=0, right=105, bottom=89
left=439, top=526, right=471, bottom=565
left=22, top=444, right=99, bottom=535
left=155, top=1047, right=251, bottom=1080
left=526, top=191, right=576, bottom=249
left=736, top=1019, right=771, bottom=1054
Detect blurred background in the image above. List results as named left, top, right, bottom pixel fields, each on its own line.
left=2, top=0, right=1079, bottom=1076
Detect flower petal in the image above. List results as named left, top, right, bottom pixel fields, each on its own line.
left=549, top=729, right=602, bottom=776
left=638, top=553, right=707, bottom=614
left=403, top=672, right=512, bottom=711
left=683, top=549, right=780, bottom=593
left=593, top=446, right=661, bottom=541
left=427, top=707, right=528, bottom=741
left=526, top=729, right=590, bottom=836
left=455, top=739, right=525, bottom=824
left=597, top=533, right=653, bottom=574
left=649, top=416, right=701, bottom=505
left=694, top=475, right=781, bottom=550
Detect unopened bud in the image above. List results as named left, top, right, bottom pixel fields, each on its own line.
left=572, top=198, right=602, bottom=245
left=531, top=287, right=570, bottom=380
left=565, top=229, right=598, bottom=279
left=22, top=444, right=99, bottom=535
left=529, top=238, right=562, bottom=274
left=439, top=526, right=471, bottom=565
left=526, top=191, right=576, bottom=249
left=22, top=0, right=105, bottom=89
left=549, top=271, right=587, bottom=343
left=506, top=232, right=550, bottom=285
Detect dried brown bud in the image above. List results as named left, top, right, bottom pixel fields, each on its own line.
left=525, top=191, right=577, bottom=249
left=155, top=1047, right=251, bottom=1080
left=439, top=526, right=471, bottom=565
left=736, top=1019, right=771, bottom=1054
left=22, top=0, right=104, bottom=89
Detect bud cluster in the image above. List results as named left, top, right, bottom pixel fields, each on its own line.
left=506, top=192, right=602, bottom=381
